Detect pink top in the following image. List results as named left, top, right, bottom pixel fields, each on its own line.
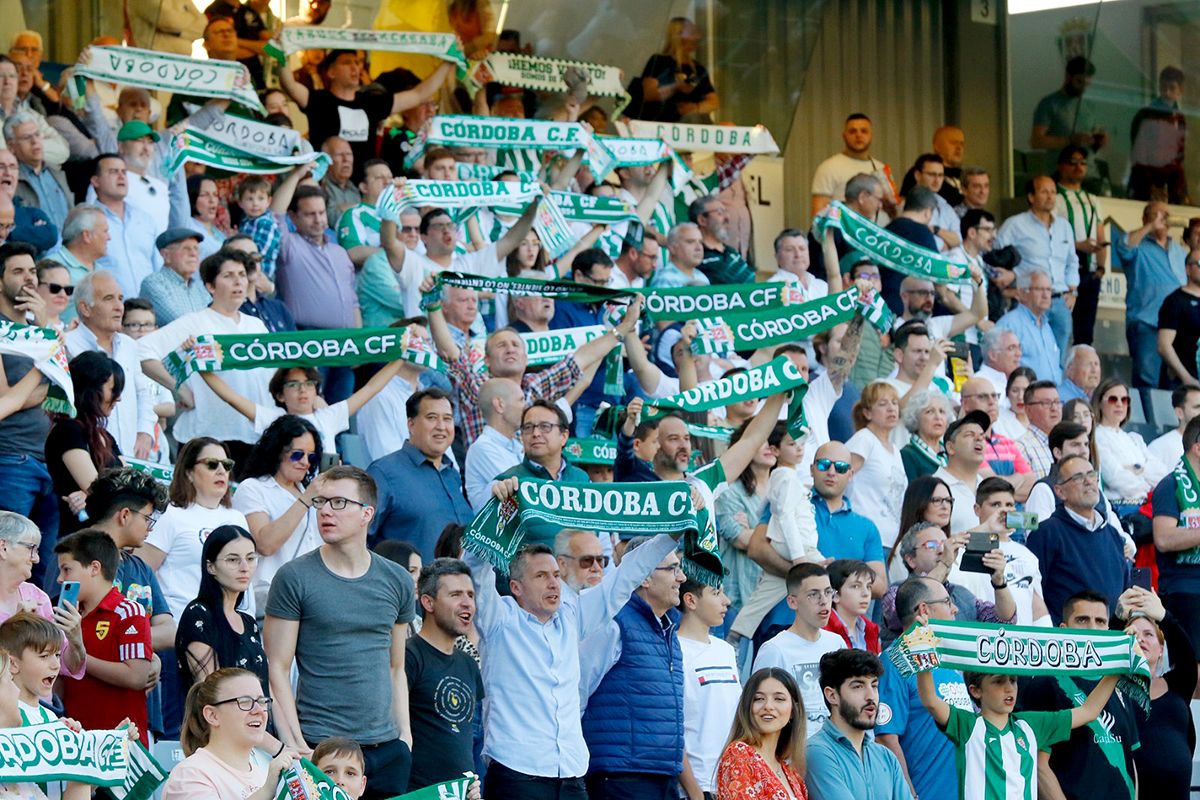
left=0, top=583, right=85, bottom=680
left=717, top=741, right=809, bottom=800
left=163, top=748, right=267, bottom=800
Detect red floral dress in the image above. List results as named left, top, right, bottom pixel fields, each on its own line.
left=717, top=741, right=809, bottom=799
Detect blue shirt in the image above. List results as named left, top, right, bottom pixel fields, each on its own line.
left=1058, top=377, right=1089, bottom=404
left=995, top=304, right=1062, bottom=384
left=877, top=651, right=972, bottom=800
left=138, top=268, right=211, bottom=326
left=1149, top=472, right=1200, bottom=595
left=1114, top=230, right=1187, bottom=326
left=550, top=301, right=614, bottom=407
left=368, top=441, right=473, bottom=561
left=18, top=162, right=70, bottom=230
left=994, top=210, right=1080, bottom=292
left=10, top=197, right=57, bottom=255
left=95, top=201, right=161, bottom=299
left=467, top=533, right=678, bottom=779
left=805, top=718, right=910, bottom=800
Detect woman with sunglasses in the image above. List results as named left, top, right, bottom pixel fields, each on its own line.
left=1092, top=378, right=1168, bottom=512
left=233, top=416, right=323, bottom=614
left=176, top=527, right=274, bottom=720
left=46, top=351, right=124, bottom=536
left=139, top=437, right=249, bottom=737
left=34, top=259, right=72, bottom=330
left=164, top=667, right=298, bottom=800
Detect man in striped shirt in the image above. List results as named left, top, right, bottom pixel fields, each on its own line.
left=56, top=529, right=154, bottom=745
left=337, top=159, right=394, bottom=267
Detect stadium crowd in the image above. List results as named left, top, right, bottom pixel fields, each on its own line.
left=0, top=9, right=1194, bottom=800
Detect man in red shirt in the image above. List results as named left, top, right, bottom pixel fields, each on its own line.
left=55, top=529, right=154, bottom=744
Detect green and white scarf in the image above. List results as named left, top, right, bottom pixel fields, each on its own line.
left=465, top=477, right=721, bottom=584
left=626, top=120, right=780, bottom=154
left=565, top=437, right=617, bottom=465
left=812, top=201, right=971, bottom=285
left=1172, top=456, right=1200, bottom=564
left=0, top=319, right=74, bottom=415
left=76, top=46, right=263, bottom=115
left=100, top=740, right=167, bottom=800
left=196, top=112, right=303, bottom=158
left=0, top=722, right=128, bottom=786
left=265, top=28, right=467, bottom=70
left=639, top=282, right=789, bottom=323
left=690, top=288, right=862, bottom=355
left=466, top=324, right=607, bottom=371
left=165, top=327, right=441, bottom=384
left=406, top=115, right=615, bottom=177
left=166, top=129, right=330, bottom=180
left=392, top=179, right=543, bottom=211
left=388, top=776, right=476, bottom=799
left=427, top=272, right=629, bottom=307
left=687, top=423, right=734, bottom=443
left=907, top=434, right=947, bottom=470
left=493, top=190, right=639, bottom=227
left=888, top=620, right=1151, bottom=713
left=123, top=457, right=174, bottom=484
left=595, top=136, right=698, bottom=193
left=470, top=52, right=629, bottom=114
left=275, top=758, right=353, bottom=800
left=456, top=162, right=537, bottom=182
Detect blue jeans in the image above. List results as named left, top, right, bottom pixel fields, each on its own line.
left=585, top=772, right=675, bottom=800
left=0, top=454, right=59, bottom=588
left=1047, top=295, right=1072, bottom=366
left=1126, top=319, right=1163, bottom=389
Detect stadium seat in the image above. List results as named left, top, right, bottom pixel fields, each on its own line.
left=1148, top=389, right=1177, bottom=431
left=336, top=432, right=371, bottom=469
left=1129, top=391, right=1147, bottom=425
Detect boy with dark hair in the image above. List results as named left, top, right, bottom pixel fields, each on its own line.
left=677, top=578, right=739, bottom=798
left=616, top=397, right=661, bottom=483
left=824, top=559, right=880, bottom=653
left=751, top=563, right=845, bottom=738
left=314, top=736, right=368, bottom=799
left=55, top=529, right=153, bottom=743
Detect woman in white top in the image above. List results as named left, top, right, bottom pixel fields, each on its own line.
left=846, top=381, right=908, bottom=547
left=1093, top=378, right=1168, bottom=507
left=232, top=415, right=322, bottom=614
left=994, top=367, right=1036, bottom=442
left=163, top=668, right=296, bottom=800
left=138, top=437, right=249, bottom=738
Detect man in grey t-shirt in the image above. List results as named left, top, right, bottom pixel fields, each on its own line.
left=265, top=465, right=415, bottom=799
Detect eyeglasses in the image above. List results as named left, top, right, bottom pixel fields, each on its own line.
left=921, top=597, right=954, bottom=610
left=1105, top=395, right=1130, bottom=405
left=814, top=459, right=851, bottom=474
left=400, top=225, right=419, bottom=234
left=219, top=553, right=259, bottom=568
left=520, top=422, right=565, bottom=436
left=1188, top=261, right=1200, bottom=269
left=131, top=509, right=157, bottom=531
left=961, top=392, right=999, bottom=402
left=562, top=554, right=609, bottom=569
left=929, top=496, right=954, bottom=507
left=196, top=458, right=234, bottom=473
left=917, top=540, right=943, bottom=551
left=1058, top=469, right=1099, bottom=487
left=287, top=449, right=320, bottom=466
left=0, top=221, right=14, bottom=232
left=800, top=588, right=836, bottom=602
left=43, top=283, right=73, bottom=296
left=210, top=695, right=272, bottom=712
left=11, top=539, right=37, bottom=555
left=1026, top=399, right=1062, bottom=408
left=654, top=564, right=684, bottom=575
left=283, top=380, right=319, bottom=391
left=123, top=321, right=156, bottom=331
left=311, top=495, right=367, bottom=510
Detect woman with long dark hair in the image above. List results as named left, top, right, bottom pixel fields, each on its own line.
left=232, top=415, right=323, bottom=613
left=46, top=351, right=124, bottom=535
left=716, top=667, right=808, bottom=799
left=886, top=475, right=954, bottom=583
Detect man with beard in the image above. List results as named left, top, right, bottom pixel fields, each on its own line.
left=405, top=558, right=484, bottom=791
left=1031, top=57, right=1108, bottom=154
left=690, top=194, right=753, bottom=285
left=806, top=649, right=909, bottom=800
left=811, top=114, right=898, bottom=220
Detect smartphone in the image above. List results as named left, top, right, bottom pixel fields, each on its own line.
left=960, top=531, right=1000, bottom=574
left=950, top=341, right=970, bottom=362
left=1005, top=511, right=1039, bottom=531
left=58, top=581, right=80, bottom=609
left=1131, top=568, right=1152, bottom=591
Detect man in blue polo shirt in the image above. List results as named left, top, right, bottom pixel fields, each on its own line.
left=807, top=649, right=909, bottom=800
left=877, top=577, right=973, bottom=800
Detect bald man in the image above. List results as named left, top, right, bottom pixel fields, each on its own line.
left=958, top=377, right=1037, bottom=501
left=463, top=378, right=525, bottom=510
left=932, top=126, right=965, bottom=205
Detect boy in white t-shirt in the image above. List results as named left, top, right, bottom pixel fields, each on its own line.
left=677, top=579, right=740, bottom=799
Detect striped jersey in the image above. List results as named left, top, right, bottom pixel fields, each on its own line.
left=337, top=202, right=381, bottom=251
left=943, top=705, right=1072, bottom=800
left=63, top=586, right=152, bottom=744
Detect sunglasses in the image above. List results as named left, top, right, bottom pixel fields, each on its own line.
left=196, top=458, right=234, bottom=472
left=1105, top=395, right=1130, bottom=405
left=562, top=554, right=610, bottom=569
left=814, top=458, right=851, bottom=474
left=44, top=283, right=74, bottom=296
left=287, top=449, right=320, bottom=466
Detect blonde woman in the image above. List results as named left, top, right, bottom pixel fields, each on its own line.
left=637, top=17, right=719, bottom=122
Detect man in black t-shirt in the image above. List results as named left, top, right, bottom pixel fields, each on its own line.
left=1157, top=247, right=1200, bottom=387
left=880, top=186, right=940, bottom=314
left=280, top=50, right=454, bottom=180
left=406, top=558, right=484, bottom=791
left=1017, top=590, right=1140, bottom=800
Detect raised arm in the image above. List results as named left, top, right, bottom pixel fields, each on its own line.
left=554, top=225, right=605, bottom=278
left=198, top=370, right=258, bottom=421
left=495, top=197, right=543, bottom=261
left=278, top=62, right=310, bottom=109
left=421, top=278, right=461, bottom=363
left=946, top=264, right=987, bottom=337
left=635, top=163, right=671, bottom=228
left=390, top=61, right=454, bottom=116
left=718, top=391, right=786, bottom=484
left=1070, top=674, right=1119, bottom=729
left=270, top=161, right=315, bottom=215
left=345, top=358, right=406, bottom=416
left=916, top=668, right=951, bottom=727
left=549, top=151, right=585, bottom=191
left=573, top=295, right=641, bottom=372
left=672, top=322, right=699, bottom=391
left=822, top=228, right=843, bottom=293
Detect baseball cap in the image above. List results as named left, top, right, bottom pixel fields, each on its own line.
left=945, top=409, right=992, bottom=444
left=117, top=120, right=160, bottom=143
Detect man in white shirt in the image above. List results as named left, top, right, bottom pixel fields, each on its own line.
left=66, top=270, right=157, bottom=459
left=608, top=237, right=657, bottom=290
left=1149, top=385, right=1200, bottom=466
left=764, top=229, right=829, bottom=302
left=944, top=208, right=998, bottom=351
left=463, top=378, right=524, bottom=511
left=138, top=249, right=273, bottom=453
left=811, top=114, right=897, bottom=220
left=751, top=562, right=845, bottom=738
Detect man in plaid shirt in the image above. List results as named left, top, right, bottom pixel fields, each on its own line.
left=427, top=294, right=646, bottom=446
left=1018, top=380, right=1062, bottom=480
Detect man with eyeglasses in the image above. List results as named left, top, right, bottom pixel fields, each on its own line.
left=556, top=528, right=608, bottom=594
left=958, top=376, right=1036, bottom=501
left=6, top=111, right=70, bottom=232
left=138, top=228, right=210, bottom=326
left=878, top=575, right=972, bottom=800
left=67, top=270, right=156, bottom=459
left=906, top=153, right=961, bottom=252
left=750, top=563, right=845, bottom=739
left=688, top=194, right=753, bottom=285
left=0, top=147, right=57, bottom=257
left=944, top=208, right=997, bottom=354
left=1056, top=145, right=1107, bottom=346
left=1156, top=247, right=1200, bottom=389
left=995, top=269, right=1063, bottom=385
left=1025, top=455, right=1130, bottom=624
left=1017, top=380, right=1063, bottom=480
left=1114, top=200, right=1188, bottom=389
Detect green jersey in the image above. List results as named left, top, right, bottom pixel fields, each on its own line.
left=336, top=202, right=381, bottom=250
left=943, top=704, right=1072, bottom=800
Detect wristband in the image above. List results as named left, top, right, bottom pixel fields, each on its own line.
left=992, top=581, right=1008, bottom=590
left=273, top=741, right=286, bottom=758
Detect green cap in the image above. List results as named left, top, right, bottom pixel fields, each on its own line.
left=117, top=120, right=160, bottom=143
left=839, top=248, right=873, bottom=275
